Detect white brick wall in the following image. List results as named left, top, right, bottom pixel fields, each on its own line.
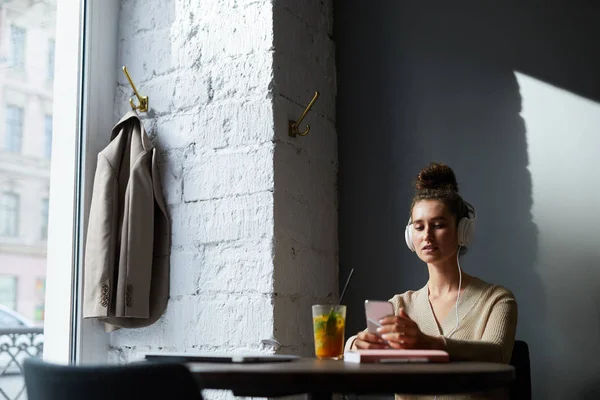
left=272, top=0, right=338, bottom=356
left=110, top=0, right=337, bottom=396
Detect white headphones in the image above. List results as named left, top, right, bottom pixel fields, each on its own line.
left=405, top=201, right=476, bottom=252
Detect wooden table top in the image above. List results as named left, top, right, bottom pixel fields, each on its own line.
left=187, top=358, right=515, bottom=397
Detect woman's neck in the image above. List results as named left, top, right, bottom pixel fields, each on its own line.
left=427, top=258, right=471, bottom=298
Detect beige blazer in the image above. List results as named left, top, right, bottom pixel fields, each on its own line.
left=83, top=111, right=170, bottom=330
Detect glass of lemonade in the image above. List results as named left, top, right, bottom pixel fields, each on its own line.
left=312, top=305, right=346, bottom=360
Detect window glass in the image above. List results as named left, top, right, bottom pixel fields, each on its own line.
left=4, top=106, right=23, bottom=153
left=41, top=198, right=49, bottom=240
left=1, top=2, right=57, bottom=394
left=0, top=192, right=19, bottom=237
left=44, top=115, right=53, bottom=159
left=9, top=25, right=26, bottom=70
left=0, top=275, right=18, bottom=311
left=48, top=39, right=55, bottom=81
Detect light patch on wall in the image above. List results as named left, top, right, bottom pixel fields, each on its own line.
left=516, top=72, right=600, bottom=252
left=516, top=71, right=600, bottom=395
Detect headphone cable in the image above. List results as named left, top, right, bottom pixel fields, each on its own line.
left=435, top=246, right=463, bottom=400
left=446, top=246, right=462, bottom=338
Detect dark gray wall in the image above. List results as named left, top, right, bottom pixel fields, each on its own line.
left=335, top=3, right=600, bottom=399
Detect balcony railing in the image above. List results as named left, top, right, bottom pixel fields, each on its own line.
left=0, top=328, right=44, bottom=400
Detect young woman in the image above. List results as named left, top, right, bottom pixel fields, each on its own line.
left=346, top=162, right=518, bottom=399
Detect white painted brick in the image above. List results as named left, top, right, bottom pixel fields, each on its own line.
left=201, top=4, right=273, bottom=62
left=273, top=234, right=337, bottom=299
left=193, top=294, right=274, bottom=347
left=274, top=53, right=336, bottom=120
left=222, top=100, right=275, bottom=147
left=206, top=52, right=274, bottom=102
left=273, top=295, right=327, bottom=349
left=170, top=192, right=273, bottom=246
left=274, top=6, right=333, bottom=69
left=273, top=6, right=336, bottom=119
left=274, top=142, right=337, bottom=210
left=274, top=188, right=337, bottom=252
left=193, top=100, right=275, bottom=150
left=117, top=28, right=173, bottom=84
left=168, top=239, right=274, bottom=296
left=170, top=2, right=273, bottom=69
left=201, top=389, right=238, bottom=400
left=271, top=0, right=338, bottom=353
left=152, top=114, right=205, bottom=151
left=119, top=0, right=175, bottom=39
left=157, top=148, right=184, bottom=205
left=273, top=96, right=337, bottom=162
left=107, top=344, right=153, bottom=364
left=171, top=69, right=211, bottom=112
left=113, top=84, right=133, bottom=119
left=112, top=0, right=336, bottom=366
left=169, top=247, right=203, bottom=296
left=183, top=145, right=274, bottom=201
left=172, top=30, right=202, bottom=70
left=154, top=294, right=274, bottom=349
left=130, top=73, right=175, bottom=115
left=199, top=239, right=274, bottom=294
left=275, top=0, right=333, bottom=35
left=109, top=306, right=169, bottom=349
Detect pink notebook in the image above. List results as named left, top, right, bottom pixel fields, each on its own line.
left=343, top=349, right=450, bottom=364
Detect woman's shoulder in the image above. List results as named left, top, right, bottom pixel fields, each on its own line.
left=388, top=285, right=427, bottom=310
left=471, top=276, right=517, bottom=302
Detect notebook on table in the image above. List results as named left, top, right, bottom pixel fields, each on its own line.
left=344, top=349, right=450, bottom=364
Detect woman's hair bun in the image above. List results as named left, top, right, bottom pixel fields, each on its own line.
left=415, top=162, right=459, bottom=192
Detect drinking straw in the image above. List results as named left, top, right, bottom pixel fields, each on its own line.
left=338, top=268, right=355, bottom=305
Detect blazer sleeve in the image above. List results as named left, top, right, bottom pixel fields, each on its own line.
left=102, top=147, right=171, bottom=329
left=114, top=151, right=155, bottom=318
left=83, top=154, right=118, bottom=318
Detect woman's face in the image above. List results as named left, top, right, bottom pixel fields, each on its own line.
left=411, top=199, right=459, bottom=264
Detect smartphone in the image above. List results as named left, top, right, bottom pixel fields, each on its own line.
left=364, top=300, right=395, bottom=334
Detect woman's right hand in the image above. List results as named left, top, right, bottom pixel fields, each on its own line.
left=354, top=331, right=390, bottom=349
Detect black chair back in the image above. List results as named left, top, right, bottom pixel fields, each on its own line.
left=509, top=340, right=532, bottom=400
left=24, top=358, right=202, bottom=400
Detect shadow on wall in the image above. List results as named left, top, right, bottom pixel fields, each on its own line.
left=336, top=2, right=600, bottom=399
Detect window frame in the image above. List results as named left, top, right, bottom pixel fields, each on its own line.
left=43, top=0, right=119, bottom=365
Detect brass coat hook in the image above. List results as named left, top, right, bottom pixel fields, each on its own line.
left=122, top=66, right=149, bottom=112
left=289, top=91, right=320, bottom=137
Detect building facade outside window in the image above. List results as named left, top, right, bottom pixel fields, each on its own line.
left=34, top=277, right=45, bottom=322
left=41, top=198, right=49, bottom=240
left=48, top=39, right=55, bottom=81
left=4, top=106, right=24, bottom=153
left=1, top=0, right=53, bottom=340
left=0, top=192, right=19, bottom=237
left=44, top=115, right=53, bottom=159
left=0, top=275, right=18, bottom=311
left=10, top=25, right=26, bottom=70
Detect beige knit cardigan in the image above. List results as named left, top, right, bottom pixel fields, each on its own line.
left=345, top=276, right=518, bottom=400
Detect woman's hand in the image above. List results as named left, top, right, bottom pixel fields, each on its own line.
left=377, top=308, right=445, bottom=350
left=354, top=331, right=390, bottom=350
